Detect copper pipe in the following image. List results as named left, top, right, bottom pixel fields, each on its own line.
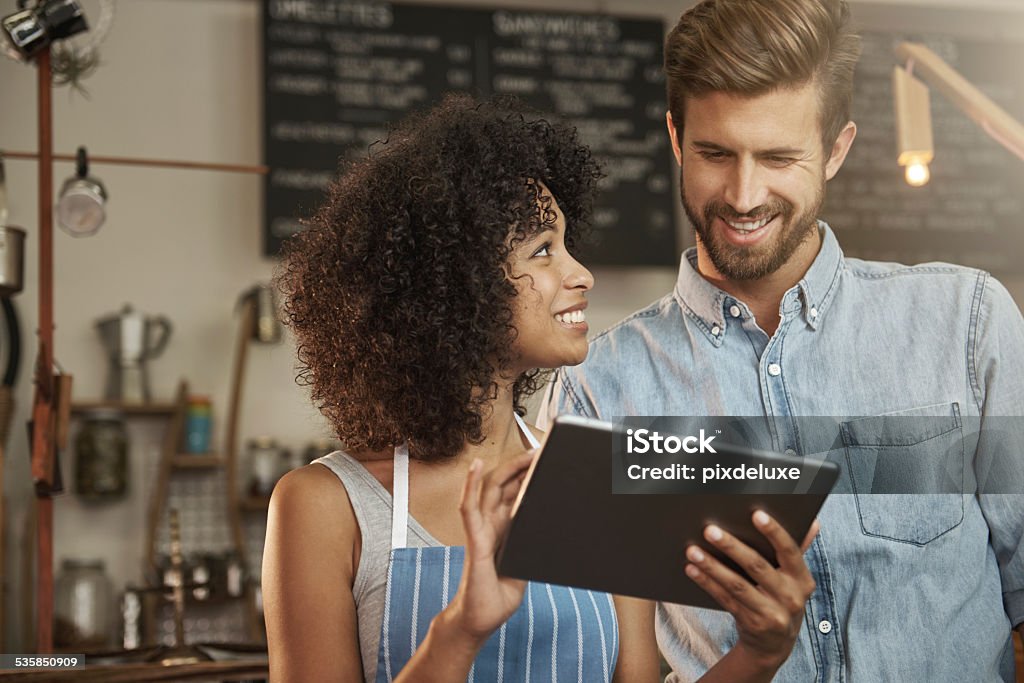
left=35, top=46, right=54, bottom=655
left=4, top=151, right=268, bottom=175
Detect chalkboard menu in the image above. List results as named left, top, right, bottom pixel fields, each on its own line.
left=263, top=1, right=675, bottom=264
left=824, top=6, right=1024, bottom=275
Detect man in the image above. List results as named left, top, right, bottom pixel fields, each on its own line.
left=541, top=0, right=1024, bottom=680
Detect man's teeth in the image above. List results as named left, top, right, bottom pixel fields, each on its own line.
left=725, top=216, right=771, bottom=232
left=555, top=310, right=586, bottom=324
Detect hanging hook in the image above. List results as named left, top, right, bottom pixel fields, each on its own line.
left=75, top=145, right=88, bottom=179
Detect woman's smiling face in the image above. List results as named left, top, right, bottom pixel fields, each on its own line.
left=506, top=184, right=594, bottom=373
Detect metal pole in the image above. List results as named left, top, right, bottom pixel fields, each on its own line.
left=34, top=45, right=55, bottom=655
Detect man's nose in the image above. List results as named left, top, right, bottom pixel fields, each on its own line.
left=722, top=158, right=768, bottom=215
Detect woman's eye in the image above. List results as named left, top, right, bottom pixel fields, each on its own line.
left=532, top=243, right=551, bottom=258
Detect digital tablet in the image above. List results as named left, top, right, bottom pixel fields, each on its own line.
left=496, top=415, right=840, bottom=610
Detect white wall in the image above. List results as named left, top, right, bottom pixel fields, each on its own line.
left=0, top=0, right=1022, bottom=652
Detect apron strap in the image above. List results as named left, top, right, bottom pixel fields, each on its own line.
left=391, top=443, right=410, bottom=550
left=390, top=415, right=537, bottom=549
left=514, top=412, right=541, bottom=449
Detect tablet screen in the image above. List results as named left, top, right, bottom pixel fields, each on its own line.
left=496, top=415, right=839, bottom=610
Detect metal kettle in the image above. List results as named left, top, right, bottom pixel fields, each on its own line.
left=0, top=154, right=25, bottom=297
left=95, top=304, right=172, bottom=403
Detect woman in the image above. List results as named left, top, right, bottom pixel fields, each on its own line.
left=264, top=94, right=817, bottom=682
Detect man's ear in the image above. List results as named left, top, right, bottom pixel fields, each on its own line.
left=824, top=121, right=857, bottom=181
left=666, top=111, right=683, bottom=166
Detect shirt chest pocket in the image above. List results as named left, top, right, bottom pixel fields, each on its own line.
left=840, top=402, right=965, bottom=546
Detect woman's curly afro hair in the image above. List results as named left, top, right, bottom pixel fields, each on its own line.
left=277, top=94, right=601, bottom=461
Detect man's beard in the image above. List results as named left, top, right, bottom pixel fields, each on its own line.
left=682, top=182, right=824, bottom=281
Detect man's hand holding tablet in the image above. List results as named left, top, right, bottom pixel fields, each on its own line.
left=684, top=510, right=820, bottom=670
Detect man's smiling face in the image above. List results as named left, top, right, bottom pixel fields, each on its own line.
left=670, top=82, right=840, bottom=282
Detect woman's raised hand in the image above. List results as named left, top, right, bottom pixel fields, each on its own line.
left=448, top=450, right=537, bottom=642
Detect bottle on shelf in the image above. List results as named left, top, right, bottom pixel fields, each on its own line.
left=184, top=395, right=213, bottom=454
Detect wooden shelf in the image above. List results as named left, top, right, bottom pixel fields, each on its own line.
left=239, top=496, right=271, bottom=512
left=71, top=401, right=177, bottom=416
left=169, top=454, right=223, bottom=470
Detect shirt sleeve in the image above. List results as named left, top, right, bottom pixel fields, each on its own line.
left=971, top=273, right=1024, bottom=627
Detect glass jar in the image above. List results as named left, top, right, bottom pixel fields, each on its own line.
left=55, top=559, right=113, bottom=649
left=75, top=409, right=128, bottom=500
left=247, top=437, right=282, bottom=497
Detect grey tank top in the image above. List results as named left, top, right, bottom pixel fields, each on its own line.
left=312, top=451, right=441, bottom=683
left=313, top=415, right=539, bottom=683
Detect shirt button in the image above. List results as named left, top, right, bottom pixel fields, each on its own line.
left=729, top=305, right=741, bottom=318
left=810, top=307, right=819, bottom=319
left=711, top=325, right=721, bottom=336
left=767, top=363, right=782, bottom=377
left=818, top=620, right=832, bottom=634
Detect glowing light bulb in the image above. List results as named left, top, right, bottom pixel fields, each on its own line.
left=904, top=161, right=931, bottom=187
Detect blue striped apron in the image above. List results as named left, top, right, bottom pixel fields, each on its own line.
left=375, top=414, right=619, bottom=682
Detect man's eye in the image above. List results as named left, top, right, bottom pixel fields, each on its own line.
left=699, top=151, right=728, bottom=162
left=767, top=156, right=796, bottom=167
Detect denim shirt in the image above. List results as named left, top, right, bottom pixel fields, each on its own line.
left=540, top=223, right=1024, bottom=682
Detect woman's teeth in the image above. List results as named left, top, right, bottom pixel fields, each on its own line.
left=725, top=216, right=772, bottom=233
left=555, top=310, right=586, bottom=324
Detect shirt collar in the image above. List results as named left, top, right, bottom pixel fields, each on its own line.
left=673, top=221, right=844, bottom=340
left=796, top=221, right=843, bottom=330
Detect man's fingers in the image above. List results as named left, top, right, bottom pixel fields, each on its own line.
left=749, top=513, right=817, bottom=603
left=685, top=540, right=771, bottom=614
left=687, top=519, right=817, bottom=633
left=697, top=523, right=787, bottom=597
left=684, top=562, right=743, bottom=615
left=751, top=511, right=808, bottom=576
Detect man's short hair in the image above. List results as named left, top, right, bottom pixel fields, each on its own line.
left=664, top=0, right=862, bottom=151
